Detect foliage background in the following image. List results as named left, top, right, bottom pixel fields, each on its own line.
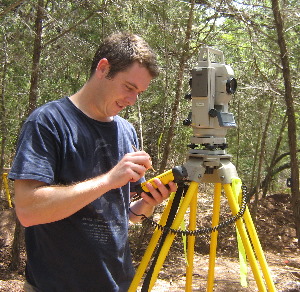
left=1, top=0, right=300, bottom=199
left=1, top=1, right=300, bottom=289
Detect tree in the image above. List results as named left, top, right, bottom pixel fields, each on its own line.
left=271, top=0, right=300, bottom=241
left=9, top=0, right=46, bottom=271
left=27, top=0, right=44, bottom=116
left=158, top=0, right=195, bottom=173
left=0, top=34, right=8, bottom=191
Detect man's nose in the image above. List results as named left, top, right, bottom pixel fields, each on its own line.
left=125, top=93, right=138, bottom=106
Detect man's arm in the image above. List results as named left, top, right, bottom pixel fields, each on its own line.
left=14, top=151, right=155, bottom=227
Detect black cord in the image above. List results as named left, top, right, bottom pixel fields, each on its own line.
left=130, top=184, right=249, bottom=237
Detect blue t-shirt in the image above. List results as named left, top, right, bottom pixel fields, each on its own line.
left=9, top=97, right=143, bottom=292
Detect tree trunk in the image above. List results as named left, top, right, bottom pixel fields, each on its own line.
left=9, top=214, right=23, bottom=271
left=27, top=0, right=44, bottom=116
left=9, top=0, right=45, bottom=271
left=252, top=99, right=275, bottom=219
left=0, top=34, right=8, bottom=190
left=136, top=99, right=144, bottom=150
left=159, top=0, right=195, bottom=173
left=262, top=112, right=288, bottom=197
left=271, top=0, right=300, bottom=241
left=250, top=125, right=261, bottom=192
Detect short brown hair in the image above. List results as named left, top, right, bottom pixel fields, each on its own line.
left=90, top=32, right=159, bottom=79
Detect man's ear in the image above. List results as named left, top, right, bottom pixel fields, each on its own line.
left=96, top=58, right=110, bottom=78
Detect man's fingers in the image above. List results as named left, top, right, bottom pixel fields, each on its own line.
left=128, top=164, right=147, bottom=182
left=127, top=151, right=153, bottom=170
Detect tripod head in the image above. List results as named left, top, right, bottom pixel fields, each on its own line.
left=184, top=47, right=237, bottom=153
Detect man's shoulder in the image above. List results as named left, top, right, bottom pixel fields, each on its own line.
left=26, top=97, right=73, bottom=124
left=114, top=115, right=134, bottom=129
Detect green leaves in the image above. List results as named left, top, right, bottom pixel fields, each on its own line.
left=1, top=0, right=299, bottom=194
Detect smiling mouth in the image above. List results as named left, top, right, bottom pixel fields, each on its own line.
left=116, top=101, right=126, bottom=109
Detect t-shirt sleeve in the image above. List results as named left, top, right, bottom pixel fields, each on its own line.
left=9, top=120, right=59, bottom=184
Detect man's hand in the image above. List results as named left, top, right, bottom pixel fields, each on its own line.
left=106, top=151, right=153, bottom=189
left=129, top=178, right=177, bottom=223
left=141, top=178, right=177, bottom=206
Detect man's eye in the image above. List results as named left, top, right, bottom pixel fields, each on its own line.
left=125, top=85, right=135, bottom=91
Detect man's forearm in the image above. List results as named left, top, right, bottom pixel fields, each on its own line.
left=15, top=174, right=112, bottom=227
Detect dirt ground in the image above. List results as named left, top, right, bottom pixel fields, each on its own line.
left=1, top=191, right=300, bottom=291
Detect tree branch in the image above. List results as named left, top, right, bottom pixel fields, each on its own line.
left=0, top=0, right=27, bottom=18
left=42, top=11, right=96, bottom=48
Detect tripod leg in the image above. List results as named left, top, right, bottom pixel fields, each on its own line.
left=242, top=206, right=276, bottom=291
left=223, top=184, right=267, bottom=292
left=185, top=188, right=198, bottom=291
left=128, top=192, right=176, bottom=292
left=148, top=181, right=199, bottom=291
left=207, top=183, right=222, bottom=292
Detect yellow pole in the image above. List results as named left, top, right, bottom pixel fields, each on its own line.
left=2, top=173, right=12, bottom=208
left=207, top=183, right=222, bottom=292
left=223, top=184, right=267, bottom=292
left=148, top=181, right=199, bottom=291
left=242, top=207, right=276, bottom=291
left=185, top=190, right=198, bottom=292
left=232, top=180, right=248, bottom=287
left=128, top=193, right=175, bottom=292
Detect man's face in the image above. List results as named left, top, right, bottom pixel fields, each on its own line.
left=96, top=61, right=153, bottom=121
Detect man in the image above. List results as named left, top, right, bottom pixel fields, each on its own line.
left=9, top=32, right=177, bottom=292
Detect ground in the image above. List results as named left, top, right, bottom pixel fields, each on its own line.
left=1, top=191, right=300, bottom=291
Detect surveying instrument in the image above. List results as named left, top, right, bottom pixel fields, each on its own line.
left=129, top=48, right=276, bottom=291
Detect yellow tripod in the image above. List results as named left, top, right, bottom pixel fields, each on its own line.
left=129, top=155, right=276, bottom=291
